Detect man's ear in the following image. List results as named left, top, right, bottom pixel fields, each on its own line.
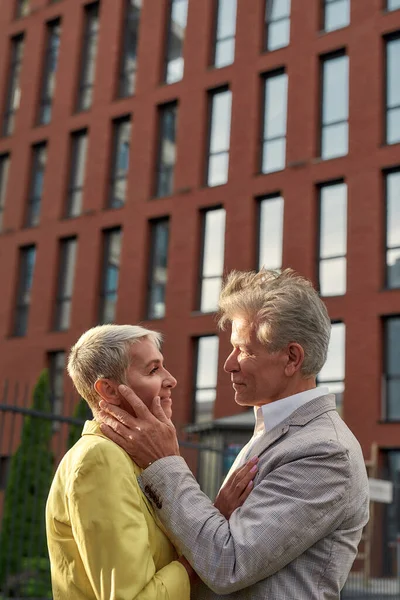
left=94, top=379, right=121, bottom=405
left=284, top=343, right=304, bottom=377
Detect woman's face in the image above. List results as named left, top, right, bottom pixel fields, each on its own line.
left=123, top=338, right=177, bottom=419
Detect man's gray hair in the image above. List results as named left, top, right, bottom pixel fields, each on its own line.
left=67, top=324, right=162, bottom=410
left=218, top=269, right=331, bottom=378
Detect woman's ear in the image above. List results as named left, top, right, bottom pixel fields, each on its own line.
left=94, top=379, right=121, bottom=405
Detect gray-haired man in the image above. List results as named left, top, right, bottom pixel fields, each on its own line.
left=100, top=269, right=369, bottom=599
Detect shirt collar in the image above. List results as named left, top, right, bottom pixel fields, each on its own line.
left=254, top=387, right=330, bottom=434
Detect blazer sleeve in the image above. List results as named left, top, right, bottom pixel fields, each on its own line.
left=68, top=442, right=190, bottom=600
left=139, top=440, right=352, bottom=595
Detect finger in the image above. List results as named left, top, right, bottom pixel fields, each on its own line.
left=227, top=456, right=258, bottom=488
left=98, top=402, right=137, bottom=428
left=99, top=412, right=137, bottom=441
left=238, top=480, right=254, bottom=505
left=100, top=423, right=134, bottom=451
left=151, top=396, right=171, bottom=424
left=118, top=385, right=153, bottom=420
left=231, top=463, right=258, bottom=496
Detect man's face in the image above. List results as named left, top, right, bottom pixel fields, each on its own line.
left=123, top=339, right=177, bottom=419
left=224, top=318, right=289, bottom=407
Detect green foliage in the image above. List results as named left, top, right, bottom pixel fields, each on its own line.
left=67, top=397, right=90, bottom=449
left=0, top=370, right=54, bottom=597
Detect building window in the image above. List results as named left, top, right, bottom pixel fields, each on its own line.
left=193, top=336, right=219, bottom=423
left=2, top=35, right=25, bottom=137
left=164, top=0, right=188, bottom=84
left=384, top=317, right=400, bottom=420
left=0, top=154, right=10, bottom=231
left=207, top=88, right=232, bottom=187
left=317, top=322, right=345, bottom=414
left=261, top=71, right=288, bottom=174
left=38, top=20, right=61, bottom=126
left=320, top=53, right=349, bottom=160
left=264, top=0, right=291, bottom=52
left=13, top=245, right=36, bottom=337
left=25, top=143, right=47, bottom=228
left=16, top=0, right=29, bottom=18
left=386, top=171, right=400, bottom=288
left=66, top=130, right=88, bottom=218
left=199, top=208, right=226, bottom=313
left=109, top=118, right=131, bottom=208
left=155, top=102, right=177, bottom=197
left=118, top=0, right=142, bottom=97
left=384, top=451, right=400, bottom=576
left=323, top=0, right=350, bottom=33
left=99, top=228, right=122, bottom=324
left=76, top=2, right=100, bottom=112
left=49, top=351, right=65, bottom=418
left=0, top=456, right=11, bottom=491
left=258, top=195, right=284, bottom=270
left=387, top=0, right=400, bottom=10
left=318, top=181, right=347, bottom=296
left=147, top=219, right=169, bottom=319
left=212, top=0, right=237, bottom=68
left=386, top=36, right=400, bottom=146
left=54, top=238, right=77, bottom=331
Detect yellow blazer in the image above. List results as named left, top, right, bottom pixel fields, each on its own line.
left=46, top=420, right=190, bottom=600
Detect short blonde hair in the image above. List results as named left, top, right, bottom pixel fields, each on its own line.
left=218, top=269, right=331, bottom=377
left=67, top=324, right=162, bottom=410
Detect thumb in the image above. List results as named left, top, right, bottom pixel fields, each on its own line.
left=151, top=396, right=170, bottom=423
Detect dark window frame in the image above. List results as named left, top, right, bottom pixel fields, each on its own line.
left=383, top=315, right=400, bottom=422
left=13, top=245, right=36, bottom=337
left=155, top=101, right=178, bottom=198
left=263, top=0, right=291, bottom=52
left=2, top=34, right=25, bottom=138
left=384, top=167, right=400, bottom=289
left=192, top=334, right=219, bottom=424
left=205, top=85, right=231, bottom=187
left=117, top=0, right=142, bottom=98
left=98, top=228, right=122, bottom=324
left=108, top=116, right=131, bottom=209
left=25, top=142, right=47, bottom=228
left=53, top=237, right=78, bottom=331
left=76, top=2, right=100, bottom=113
left=384, top=32, right=400, bottom=147
left=211, top=0, right=237, bottom=68
left=163, top=0, right=188, bottom=84
left=257, top=192, right=284, bottom=271
left=260, top=68, right=287, bottom=175
left=65, top=129, right=88, bottom=218
left=197, top=205, right=225, bottom=313
left=0, top=153, right=11, bottom=231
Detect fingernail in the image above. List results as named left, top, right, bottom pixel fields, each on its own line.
left=99, top=400, right=105, bottom=409
left=247, top=480, right=254, bottom=488
left=250, top=456, right=259, bottom=463
left=250, top=465, right=258, bottom=473
left=119, top=384, right=127, bottom=393
left=155, top=396, right=161, bottom=406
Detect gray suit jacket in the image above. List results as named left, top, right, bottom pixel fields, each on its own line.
left=139, top=394, right=369, bottom=599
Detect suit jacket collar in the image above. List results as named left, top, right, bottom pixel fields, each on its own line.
left=249, top=394, right=337, bottom=459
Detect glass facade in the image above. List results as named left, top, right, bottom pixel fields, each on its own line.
left=318, top=322, right=346, bottom=414
left=13, top=246, right=36, bottom=337
left=258, top=195, right=284, bottom=270
left=207, top=88, right=232, bottom=187
left=164, top=0, right=188, bottom=84
left=147, top=219, right=170, bottom=319
left=323, top=0, right=350, bottom=33
left=261, top=71, right=288, bottom=174
left=319, top=181, right=347, bottom=296
left=321, top=53, right=349, bottom=160
left=25, top=143, right=47, bottom=228
left=118, top=0, right=142, bottom=97
left=66, top=131, right=88, bottom=218
left=213, top=0, right=237, bottom=68
left=99, top=229, right=122, bottom=324
left=264, top=0, right=291, bottom=51
left=3, top=35, right=24, bottom=137
left=199, top=208, right=226, bottom=313
left=54, top=238, right=77, bottom=331
left=38, top=20, right=61, bottom=125
left=109, top=118, right=131, bottom=208
left=386, top=37, right=400, bottom=146
left=76, top=3, right=100, bottom=112
left=155, top=103, right=177, bottom=197
left=194, top=336, right=219, bottom=423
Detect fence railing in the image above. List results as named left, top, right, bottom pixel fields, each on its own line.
left=0, top=382, right=399, bottom=599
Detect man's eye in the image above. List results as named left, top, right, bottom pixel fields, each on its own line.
left=150, top=366, right=159, bottom=374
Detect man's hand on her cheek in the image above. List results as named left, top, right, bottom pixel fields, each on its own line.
left=98, top=386, right=180, bottom=468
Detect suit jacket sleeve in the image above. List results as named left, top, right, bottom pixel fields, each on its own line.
left=68, top=442, right=190, bottom=600
left=139, top=439, right=351, bottom=595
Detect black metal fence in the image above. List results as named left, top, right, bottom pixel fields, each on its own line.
left=0, top=381, right=399, bottom=599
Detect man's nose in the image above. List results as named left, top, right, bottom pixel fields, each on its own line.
left=224, top=350, right=239, bottom=373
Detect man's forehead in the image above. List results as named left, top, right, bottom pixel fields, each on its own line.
left=230, top=318, right=252, bottom=344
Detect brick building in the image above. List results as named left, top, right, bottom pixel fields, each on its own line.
left=0, top=0, right=400, bottom=576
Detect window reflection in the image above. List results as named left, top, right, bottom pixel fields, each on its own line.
left=387, top=0, right=400, bottom=11
left=323, top=0, right=350, bottom=33
left=99, top=229, right=122, bottom=324
left=147, top=219, right=169, bottom=319
left=385, top=318, right=400, bottom=420
left=319, top=182, right=347, bottom=296
left=386, top=38, right=400, bottom=146
left=194, top=336, right=219, bottom=423
left=258, top=195, right=284, bottom=270
left=109, top=118, right=131, bottom=208
left=199, top=208, right=226, bottom=313
left=261, top=71, right=287, bottom=174
left=156, top=103, right=177, bottom=197
left=164, top=0, right=188, bottom=84
left=321, top=54, right=349, bottom=160
left=207, top=89, right=232, bottom=186
left=264, top=0, right=291, bottom=51
left=386, top=171, right=400, bottom=288
left=318, top=322, right=345, bottom=414
left=0, top=154, right=10, bottom=231
left=213, top=0, right=237, bottom=68
left=118, top=0, right=142, bottom=97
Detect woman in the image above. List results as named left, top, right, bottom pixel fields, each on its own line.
left=46, top=324, right=256, bottom=599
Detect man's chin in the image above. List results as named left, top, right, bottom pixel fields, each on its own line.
left=234, top=392, right=253, bottom=407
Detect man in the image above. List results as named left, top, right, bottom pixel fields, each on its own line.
left=100, top=269, right=370, bottom=599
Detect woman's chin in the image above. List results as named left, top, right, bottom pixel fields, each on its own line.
left=160, top=399, right=173, bottom=420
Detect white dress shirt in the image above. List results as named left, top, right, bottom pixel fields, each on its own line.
left=226, top=387, right=330, bottom=475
